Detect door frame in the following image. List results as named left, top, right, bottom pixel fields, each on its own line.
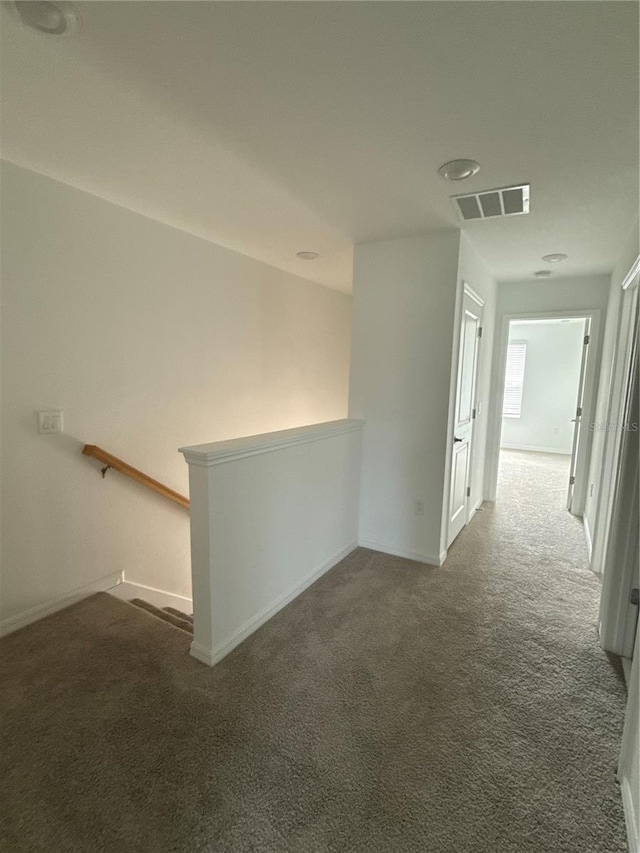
left=618, top=620, right=640, bottom=853
left=485, top=308, right=601, bottom=513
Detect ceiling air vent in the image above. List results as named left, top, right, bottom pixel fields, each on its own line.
left=451, top=184, right=530, bottom=222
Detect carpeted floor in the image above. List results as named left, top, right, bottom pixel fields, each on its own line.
left=0, top=450, right=628, bottom=852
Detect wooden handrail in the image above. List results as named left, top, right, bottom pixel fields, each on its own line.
left=82, top=445, right=190, bottom=510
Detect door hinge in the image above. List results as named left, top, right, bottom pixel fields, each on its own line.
left=631, top=588, right=639, bottom=607
left=472, top=408, right=477, bottom=420
left=569, top=475, right=576, bottom=485
left=584, top=334, right=590, bottom=345
left=466, top=486, right=471, bottom=497
left=478, top=327, right=483, bottom=339
left=576, top=406, right=583, bottom=418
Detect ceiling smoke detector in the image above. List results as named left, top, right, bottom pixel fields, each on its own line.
left=534, top=270, right=552, bottom=278
left=438, top=159, right=481, bottom=181
left=451, top=184, right=530, bottom=222
left=541, top=253, right=568, bottom=264
left=13, top=1, right=79, bottom=35
left=296, top=251, right=319, bottom=261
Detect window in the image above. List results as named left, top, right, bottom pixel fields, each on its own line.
left=502, top=341, right=527, bottom=418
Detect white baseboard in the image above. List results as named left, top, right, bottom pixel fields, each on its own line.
left=583, top=516, right=593, bottom=561
left=358, top=538, right=445, bottom=567
left=0, top=571, right=124, bottom=639
left=621, top=777, right=639, bottom=853
left=108, top=580, right=192, bottom=613
left=191, top=540, right=358, bottom=667
left=190, top=641, right=219, bottom=667
left=500, top=443, right=571, bottom=455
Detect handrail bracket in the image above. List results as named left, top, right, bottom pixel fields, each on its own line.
left=82, top=444, right=190, bottom=510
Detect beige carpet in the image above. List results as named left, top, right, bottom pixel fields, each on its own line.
left=0, top=450, right=628, bottom=852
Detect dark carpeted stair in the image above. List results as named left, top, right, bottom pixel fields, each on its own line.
left=163, top=607, right=194, bottom=626
left=129, top=599, right=193, bottom=634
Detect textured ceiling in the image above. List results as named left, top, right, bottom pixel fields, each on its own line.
left=1, top=1, right=638, bottom=292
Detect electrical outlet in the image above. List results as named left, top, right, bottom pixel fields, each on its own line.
left=38, top=410, right=63, bottom=434
left=414, top=499, right=424, bottom=516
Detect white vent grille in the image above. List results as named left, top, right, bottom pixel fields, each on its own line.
left=452, top=184, right=530, bottom=222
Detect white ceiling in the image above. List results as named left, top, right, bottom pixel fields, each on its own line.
left=1, top=1, right=638, bottom=293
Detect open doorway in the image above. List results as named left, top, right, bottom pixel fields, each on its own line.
left=495, top=316, right=595, bottom=516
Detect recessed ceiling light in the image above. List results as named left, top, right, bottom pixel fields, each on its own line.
left=541, top=253, right=568, bottom=264
left=534, top=270, right=552, bottom=278
left=13, top=1, right=79, bottom=35
left=438, top=159, right=481, bottom=181
left=296, top=251, right=319, bottom=261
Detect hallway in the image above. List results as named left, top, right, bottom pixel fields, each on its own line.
left=497, top=447, right=573, bottom=513
left=494, top=448, right=585, bottom=570
left=0, top=456, right=628, bottom=852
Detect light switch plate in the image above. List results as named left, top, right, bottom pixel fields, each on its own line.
left=38, top=410, right=63, bottom=434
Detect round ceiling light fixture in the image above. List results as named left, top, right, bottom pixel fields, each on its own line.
left=534, top=270, right=552, bottom=278
left=541, top=253, right=568, bottom=264
left=296, top=251, right=319, bottom=261
left=437, top=159, right=481, bottom=181
left=13, top=1, right=80, bottom=35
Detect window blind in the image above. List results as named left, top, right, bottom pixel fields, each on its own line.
left=502, top=341, right=527, bottom=418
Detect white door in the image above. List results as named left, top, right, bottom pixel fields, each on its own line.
left=566, top=318, right=591, bottom=513
left=599, top=291, right=639, bottom=657
left=447, top=287, right=483, bottom=547
left=591, top=263, right=639, bottom=584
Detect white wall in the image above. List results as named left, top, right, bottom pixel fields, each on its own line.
left=181, top=419, right=362, bottom=666
left=501, top=320, right=585, bottom=454
left=349, top=230, right=462, bottom=565
left=496, top=275, right=611, bottom=317
left=0, top=162, right=352, bottom=624
left=584, top=222, right=639, bottom=542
